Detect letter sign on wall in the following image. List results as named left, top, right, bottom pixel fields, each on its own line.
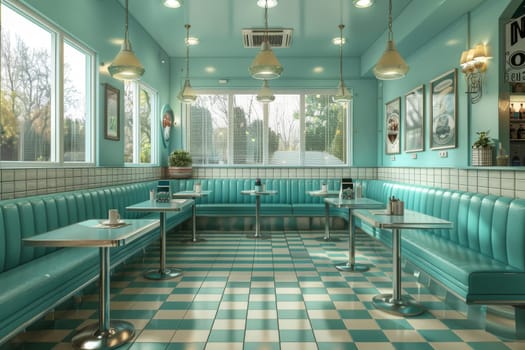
left=506, top=14, right=525, bottom=82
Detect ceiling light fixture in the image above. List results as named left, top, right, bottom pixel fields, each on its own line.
left=108, top=0, right=145, bottom=80
left=163, top=0, right=182, bottom=8
left=256, top=80, right=275, bottom=103
left=333, top=24, right=352, bottom=104
left=373, top=0, right=409, bottom=80
left=249, top=0, right=283, bottom=80
left=257, top=0, right=278, bottom=8
left=178, top=24, right=197, bottom=104
left=353, top=0, right=374, bottom=8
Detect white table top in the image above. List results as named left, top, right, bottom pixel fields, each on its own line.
left=23, top=219, right=159, bottom=248
left=353, top=209, right=453, bottom=230
left=126, top=198, right=193, bottom=212
left=324, top=197, right=384, bottom=209
left=241, top=190, right=278, bottom=196
left=307, top=190, right=339, bottom=197
left=172, top=190, right=211, bottom=198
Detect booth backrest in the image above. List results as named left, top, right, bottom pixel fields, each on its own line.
left=363, top=180, right=525, bottom=271
left=0, top=181, right=157, bottom=274
left=171, top=178, right=343, bottom=205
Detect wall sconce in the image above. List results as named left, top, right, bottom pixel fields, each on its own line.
left=459, top=44, right=490, bottom=104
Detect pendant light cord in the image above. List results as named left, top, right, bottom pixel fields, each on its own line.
left=124, top=0, right=130, bottom=43
left=185, top=24, right=190, bottom=80
left=387, top=0, right=393, bottom=41
left=339, top=24, right=344, bottom=82
left=264, top=0, right=269, bottom=43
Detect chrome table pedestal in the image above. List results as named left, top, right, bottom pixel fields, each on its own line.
left=126, top=199, right=193, bottom=280
left=325, top=197, right=384, bottom=273
left=354, top=209, right=453, bottom=316
left=172, top=190, right=211, bottom=243
left=241, top=190, right=278, bottom=239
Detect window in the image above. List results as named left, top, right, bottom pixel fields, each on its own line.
left=124, top=82, right=158, bottom=165
left=0, top=1, right=94, bottom=164
left=187, top=92, right=351, bottom=166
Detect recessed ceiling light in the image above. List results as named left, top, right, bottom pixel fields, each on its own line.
left=186, top=37, right=199, bottom=46
left=353, top=0, right=374, bottom=8
left=313, top=66, right=324, bottom=73
left=332, top=37, right=346, bottom=46
left=163, top=0, right=182, bottom=8
left=257, top=0, right=278, bottom=8
left=205, top=66, right=216, bottom=73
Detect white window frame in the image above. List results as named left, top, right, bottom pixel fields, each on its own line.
left=124, top=81, right=159, bottom=166
left=184, top=89, right=352, bottom=167
left=1, top=0, right=96, bottom=167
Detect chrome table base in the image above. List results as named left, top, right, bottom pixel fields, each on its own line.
left=72, top=321, right=134, bottom=349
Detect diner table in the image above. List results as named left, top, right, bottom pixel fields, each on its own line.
left=172, top=190, right=211, bottom=242
left=24, top=219, right=159, bottom=350
left=353, top=208, right=453, bottom=316
left=126, top=198, right=193, bottom=280
left=307, top=190, right=341, bottom=241
left=241, top=189, right=278, bottom=239
left=325, top=197, right=384, bottom=272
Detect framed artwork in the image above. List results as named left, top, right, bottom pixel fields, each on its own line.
left=104, top=84, right=120, bottom=141
left=161, top=104, right=174, bottom=148
left=430, top=69, right=457, bottom=150
left=404, top=85, right=425, bottom=152
left=385, top=97, right=401, bottom=154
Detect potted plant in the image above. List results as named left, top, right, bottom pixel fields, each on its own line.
left=472, top=130, right=494, bottom=166
left=168, top=149, right=193, bottom=178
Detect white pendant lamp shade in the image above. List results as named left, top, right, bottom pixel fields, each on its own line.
left=333, top=24, right=352, bottom=103
left=178, top=24, right=197, bottom=104
left=178, top=80, right=197, bottom=103
left=256, top=80, right=275, bottom=103
left=108, top=0, right=144, bottom=81
left=373, top=0, right=408, bottom=80
left=373, top=39, right=409, bottom=80
left=250, top=41, right=283, bottom=80
left=249, top=0, right=283, bottom=80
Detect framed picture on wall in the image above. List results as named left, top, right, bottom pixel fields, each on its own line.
left=104, top=84, right=120, bottom=141
left=385, top=97, right=401, bottom=154
left=404, top=85, right=425, bottom=152
left=430, top=69, right=457, bottom=150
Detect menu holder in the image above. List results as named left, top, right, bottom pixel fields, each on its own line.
left=340, top=178, right=354, bottom=200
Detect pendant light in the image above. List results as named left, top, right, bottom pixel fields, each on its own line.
left=373, top=0, right=409, bottom=80
left=249, top=0, right=283, bottom=80
left=108, top=0, right=145, bottom=81
left=256, top=80, right=275, bottom=103
left=333, top=24, right=352, bottom=103
left=178, top=24, right=197, bottom=104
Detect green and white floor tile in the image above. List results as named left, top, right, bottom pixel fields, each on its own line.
left=3, top=230, right=525, bottom=350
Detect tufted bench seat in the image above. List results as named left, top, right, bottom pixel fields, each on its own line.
left=0, top=181, right=191, bottom=345
left=170, top=178, right=349, bottom=230
left=358, top=180, right=525, bottom=338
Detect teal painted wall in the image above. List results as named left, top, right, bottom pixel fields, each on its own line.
left=376, top=0, right=512, bottom=167
left=20, top=0, right=171, bottom=166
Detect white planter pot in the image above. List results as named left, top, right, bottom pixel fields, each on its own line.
left=472, top=147, right=492, bottom=166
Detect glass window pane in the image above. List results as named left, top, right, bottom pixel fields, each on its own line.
left=1, top=4, right=53, bottom=161
left=123, top=82, right=134, bottom=163
left=304, top=94, right=347, bottom=166
left=233, top=95, right=263, bottom=165
left=268, top=95, right=300, bottom=166
left=63, top=41, right=89, bottom=162
left=190, top=95, right=229, bottom=165
left=139, top=87, right=152, bottom=164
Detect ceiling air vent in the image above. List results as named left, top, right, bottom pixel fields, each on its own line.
left=242, top=28, right=293, bottom=48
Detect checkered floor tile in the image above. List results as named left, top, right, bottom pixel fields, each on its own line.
left=3, top=230, right=524, bottom=350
